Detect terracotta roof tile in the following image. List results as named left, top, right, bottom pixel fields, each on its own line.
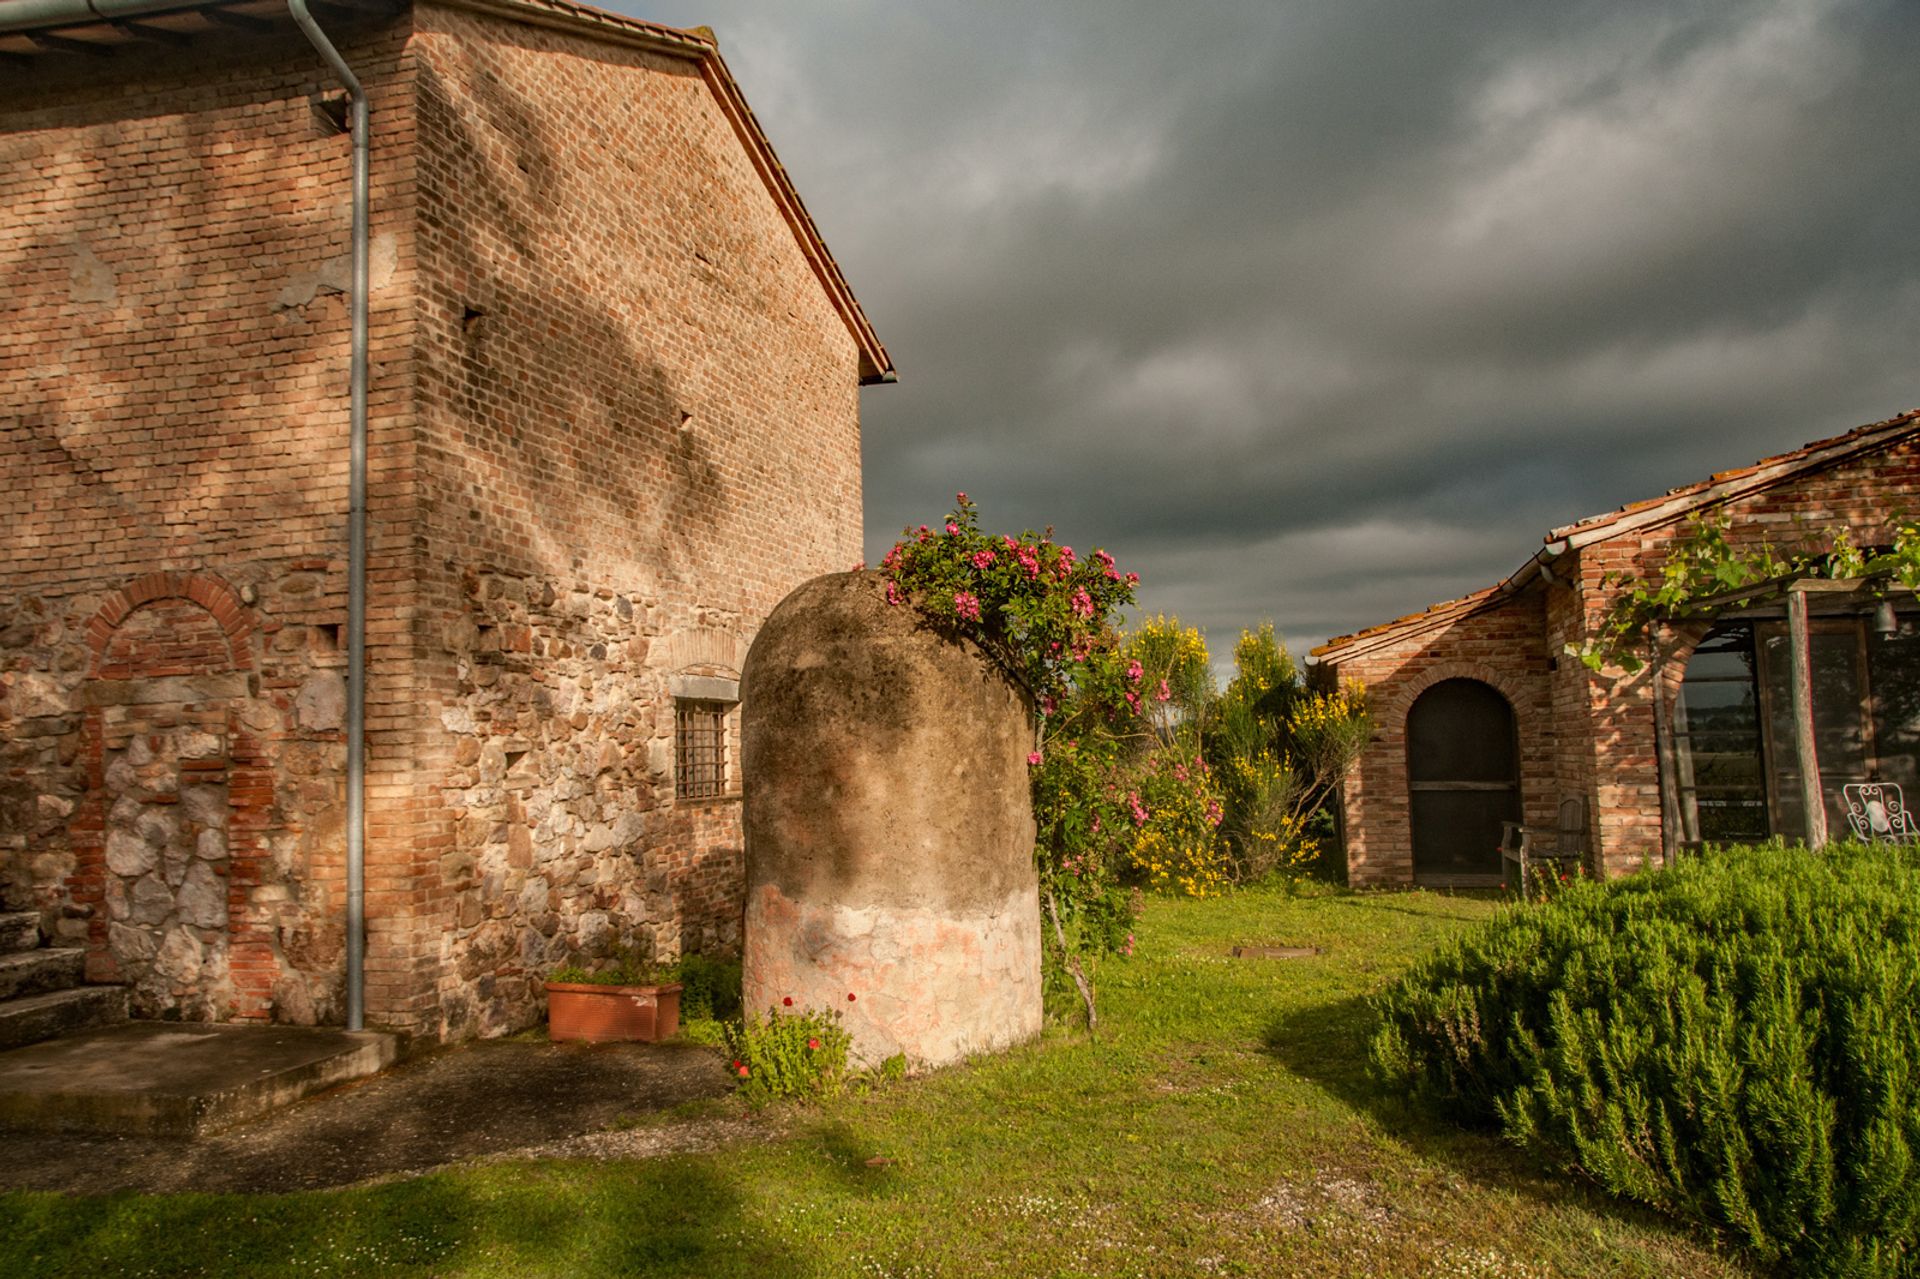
left=1315, top=407, right=1920, bottom=661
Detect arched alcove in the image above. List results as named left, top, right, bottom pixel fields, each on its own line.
left=1406, top=678, right=1520, bottom=884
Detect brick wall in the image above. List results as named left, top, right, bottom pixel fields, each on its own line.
left=1324, top=592, right=1554, bottom=886
left=0, top=18, right=416, bottom=1025
left=1326, top=429, right=1920, bottom=885
left=1, top=5, right=866, bottom=1037
left=1566, top=435, right=1920, bottom=874
left=400, top=4, right=863, bottom=1038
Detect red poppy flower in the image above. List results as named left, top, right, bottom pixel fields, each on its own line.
left=737, top=1064, right=749, bottom=1078
left=807, top=1038, right=821, bottom=1050
left=782, top=996, right=793, bottom=1007
left=847, top=992, right=857, bottom=1002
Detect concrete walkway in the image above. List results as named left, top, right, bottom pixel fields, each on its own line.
left=0, top=1034, right=734, bottom=1194
left=0, top=1021, right=397, bottom=1136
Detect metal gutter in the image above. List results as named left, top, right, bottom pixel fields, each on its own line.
left=288, top=0, right=370, bottom=1032
left=0, top=0, right=199, bottom=32
left=5, top=0, right=375, bottom=1029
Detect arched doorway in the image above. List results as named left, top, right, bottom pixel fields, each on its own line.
left=1407, top=678, right=1519, bottom=884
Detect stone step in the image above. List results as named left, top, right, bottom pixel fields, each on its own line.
left=0, top=949, right=85, bottom=1003
left=0, top=913, right=39, bottom=955
left=0, top=985, right=128, bottom=1053
left=0, top=1021, right=397, bottom=1136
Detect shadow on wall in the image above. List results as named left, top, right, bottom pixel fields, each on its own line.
left=416, top=33, right=734, bottom=591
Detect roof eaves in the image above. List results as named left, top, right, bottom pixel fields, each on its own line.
left=1310, top=585, right=1503, bottom=662
left=1547, top=408, right=1920, bottom=549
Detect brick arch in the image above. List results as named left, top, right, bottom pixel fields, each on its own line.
left=661, top=625, right=741, bottom=677
left=70, top=570, right=276, bottom=1020
left=84, top=571, right=254, bottom=675
left=1381, top=660, right=1544, bottom=747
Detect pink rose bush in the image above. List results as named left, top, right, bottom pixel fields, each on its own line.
left=881, top=495, right=1135, bottom=709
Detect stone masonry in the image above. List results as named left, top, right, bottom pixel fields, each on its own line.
left=1, top=0, right=887, bottom=1037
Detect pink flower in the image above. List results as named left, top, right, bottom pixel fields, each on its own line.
left=1071, top=588, right=1095, bottom=619
left=946, top=521, right=961, bottom=536
left=1093, top=549, right=1115, bottom=570
left=885, top=581, right=903, bottom=607
left=1122, top=933, right=1135, bottom=957
left=1155, top=678, right=1171, bottom=702
left=1124, top=572, right=1139, bottom=587
left=851, top=561, right=866, bottom=572
left=1126, top=660, right=1143, bottom=683
left=971, top=548, right=996, bottom=570
left=1128, top=792, right=1148, bottom=826
left=1040, top=694, right=1058, bottom=716
left=955, top=492, right=968, bottom=504
left=1206, top=799, right=1223, bottom=827
left=1125, top=689, right=1141, bottom=713
left=953, top=591, right=982, bottom=621
left=1058, top=546, right=1075, bottom=565
left=1027, top=751, right=1043, bottom=766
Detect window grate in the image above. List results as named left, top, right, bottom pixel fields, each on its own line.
left=675, top=700, right=727, bottom=800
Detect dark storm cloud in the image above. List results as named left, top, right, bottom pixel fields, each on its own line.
left=627, top=0, right=1920, bottom=662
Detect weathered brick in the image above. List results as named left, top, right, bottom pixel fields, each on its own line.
left=2, top=2, right=876, bottom=1039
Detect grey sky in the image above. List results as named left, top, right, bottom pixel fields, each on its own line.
left=626, top=0, right=1920, bottom=664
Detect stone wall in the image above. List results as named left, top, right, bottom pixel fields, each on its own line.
left=2, top=570, right=354, bottom=1023
left=0, top=20, right=415, bottom=1024
left=1, top=5, right=870, bottom=1037
left=398, top=4, right=865, bottom=1036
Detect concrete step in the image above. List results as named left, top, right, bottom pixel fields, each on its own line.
left=0, top=949, right=84, bottom=1003
left=0, top=1021, right=399, bottom=1136
left=0, top=913, right=40, bottom=955
left=0, top=985, right=129, bottom=1053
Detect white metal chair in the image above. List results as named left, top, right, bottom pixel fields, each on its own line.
left=1842, top=782, right=1920, bottom=844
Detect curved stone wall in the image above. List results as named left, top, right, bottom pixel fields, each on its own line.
left=740, top=572, right=1041, bottom=1067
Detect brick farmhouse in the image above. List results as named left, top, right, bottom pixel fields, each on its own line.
left=0, top=0, right=890, bottom=1038
left=1314, top=410, right=1920, bottom=887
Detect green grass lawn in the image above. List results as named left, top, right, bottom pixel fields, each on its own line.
left=0, top=885, right=1754, bottom=1278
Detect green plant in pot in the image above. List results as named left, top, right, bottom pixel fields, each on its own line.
left=544, top=949, right=683, bottom=1044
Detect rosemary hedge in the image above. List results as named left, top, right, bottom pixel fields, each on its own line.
left=1372, top=842, right=1920, bottom=1276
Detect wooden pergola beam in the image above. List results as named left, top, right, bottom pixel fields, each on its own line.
left=1786, top=583, right=1827, bottom=848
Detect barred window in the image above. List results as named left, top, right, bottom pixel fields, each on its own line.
left=675, top=700, right=728, bottom=800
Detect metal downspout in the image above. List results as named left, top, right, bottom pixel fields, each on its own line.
left=289, top=0, right=369, bottom=1031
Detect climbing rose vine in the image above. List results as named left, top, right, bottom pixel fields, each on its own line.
left=880, top=494, right=1137, bottom=708
left=882, top=496, right=1141, bottom=1029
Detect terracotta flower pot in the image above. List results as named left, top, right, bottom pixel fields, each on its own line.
left=544, top=980, right=683, bottom=1043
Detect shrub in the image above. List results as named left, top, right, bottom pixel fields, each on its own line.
left=675, top=953, right=742, bottom=1023
left=1371, top=842, right=1920, bottom=1276
left=1123, top=749, right=1229, bottom=897
left=724, top=1001, right=853, bottom=1108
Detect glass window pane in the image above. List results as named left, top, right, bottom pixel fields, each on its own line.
left=1763, top=626, right=1869, bottom=840
left=1869, top=626, right=1920, bottom=801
